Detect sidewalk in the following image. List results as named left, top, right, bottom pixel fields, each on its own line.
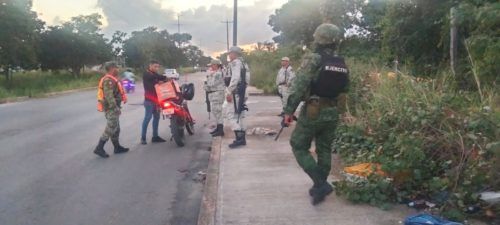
left=199, top=95, right=415, bottom=225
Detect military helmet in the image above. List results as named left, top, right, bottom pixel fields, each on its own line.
left=104, top=61, right=118, bottom=71
left=313, top=23, right=342, bottom=45
left=228, top=46, right=243, bottom=55
left=209, top=59, right=222, bottom=65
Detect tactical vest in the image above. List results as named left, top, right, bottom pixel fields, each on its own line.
left=97, top=74, right=127, bottom=112
left=310, top=54, right=349, bottom=98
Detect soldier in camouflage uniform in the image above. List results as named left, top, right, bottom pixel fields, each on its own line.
left=94, top=62, right=129, bottom=158
left=225, top=46, right=251, bottom=148
left=283, top=23, right=349, bottom=205
left=204, top=59, right=225, bottom=137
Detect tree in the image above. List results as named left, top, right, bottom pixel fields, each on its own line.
left=122, top=27, right=187, bottom=69
left=183, top=45, right=210, bottom=67
left=39, top=13, right=112, bottom=76
left=172, top=33, right=192, bottom=48
left=0, top=0, right=44, bottom=79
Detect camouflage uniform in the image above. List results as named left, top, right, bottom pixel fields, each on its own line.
left=225, top=57, right=250, bottom=132
left=276, top=65, right=295, bottom=110
left=205, top=69, right=225, bottom=124
left=284, top=23, right=347, bottom=204
left=100, top=77, right=123, bottom=142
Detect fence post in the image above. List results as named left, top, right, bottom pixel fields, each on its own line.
left=450, top=7, right=458, bottom=76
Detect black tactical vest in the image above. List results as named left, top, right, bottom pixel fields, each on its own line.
left=310, top=54, right=349, bottom=98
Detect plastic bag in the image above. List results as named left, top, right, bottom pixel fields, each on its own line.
left=404, top=213, right=463, bottom=225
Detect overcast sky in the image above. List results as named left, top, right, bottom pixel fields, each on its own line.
left=32, top=0, right=288, bottom=56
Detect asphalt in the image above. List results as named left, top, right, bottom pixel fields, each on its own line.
left=0, top=72, right=212, bottom=225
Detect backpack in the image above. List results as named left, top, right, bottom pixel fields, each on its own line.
left=310, top=54, right=349, bottom=98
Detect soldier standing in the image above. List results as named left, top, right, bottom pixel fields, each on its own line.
left=94, top=62, right=130, bottom=158
left=276, top=57, right=295, bottom=116
left=283, top=23, right=349, bottom=205
left=204, top=59, right=226, bottom=137
left=225, top=46, right=250, bottom=148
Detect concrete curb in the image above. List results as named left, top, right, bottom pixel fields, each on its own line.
left=0, top=86, right=96, bottom=104
left=197, top=136, right=222, bottom=225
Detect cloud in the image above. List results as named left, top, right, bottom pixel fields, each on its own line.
left=97, top=0, right=176, bottom=34
left=97, top=0, right=280, bottom=56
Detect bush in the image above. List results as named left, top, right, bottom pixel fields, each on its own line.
left=333, top=59, right=499, bottom=221
left=0, top=70, right=101, bottom=99
left=245, top=46, right=304, bottom=94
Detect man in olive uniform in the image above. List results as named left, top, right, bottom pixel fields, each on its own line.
left=225, top=46, right=250, bottom=148
left=283, top=23, right=349, bottom=205
left=276, top=57, right=295, bottom=116
left=204, top=59, right=226, bottom=137
left=94, top=62, right=129, bottom=158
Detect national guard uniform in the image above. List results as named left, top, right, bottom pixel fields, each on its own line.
left=94, top=62, right=129, bottom=158
left=276, top=57, right=295, bottom=114
left=283, top=23, right=349, bottom=205
left=225, top=46, right=250, bottom=148
left=204, top=59, right=226, bottom=137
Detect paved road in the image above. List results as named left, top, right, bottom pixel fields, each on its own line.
left=0, top=72, right=212, bottom=225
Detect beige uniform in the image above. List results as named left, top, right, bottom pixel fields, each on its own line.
left=225, top=57, right=250, bottom=131
left=276, top=66, right=295, bottom=109
left=204, top=69, right=225, bottom=124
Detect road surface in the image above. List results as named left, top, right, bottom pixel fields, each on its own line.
left=0, top=72, right=212, bottom=225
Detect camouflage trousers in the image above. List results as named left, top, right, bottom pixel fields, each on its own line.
left=100, top=110, right=120, bottom=142
left=290, top=106, right=339, bottom=184
left=278, top=85, right=290, bottom=110
left=223, top=95, right=246, bottom=131
left=209, top=91, right=225, bottom=124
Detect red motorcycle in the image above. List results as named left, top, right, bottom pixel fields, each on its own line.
left=156, top=81, right=195, bottom=147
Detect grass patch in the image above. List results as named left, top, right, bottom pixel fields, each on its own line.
left=0, top=71, right=101, bottom=100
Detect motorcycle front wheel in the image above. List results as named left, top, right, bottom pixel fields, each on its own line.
left=170, top=116, right=185, bottom=147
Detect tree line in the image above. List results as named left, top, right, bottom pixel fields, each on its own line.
left=0, top=0, right=210, bottom=79
left=268, top=0, right=499, bottom=88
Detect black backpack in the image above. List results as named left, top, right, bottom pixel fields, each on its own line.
left=310, top=54, right=349, bottom=98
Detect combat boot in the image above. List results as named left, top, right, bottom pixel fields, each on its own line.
left=93, top=139, right=109, bottom=158
left=112, top=139, right=129, bottom=154
left=311, top=182, right=333, bottom=205
left=212, top=124, right=225, bottom=137
left=228, top=131, right=246, bottom=149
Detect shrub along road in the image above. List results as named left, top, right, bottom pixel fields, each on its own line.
left=0, top=72, right=211, bottom=225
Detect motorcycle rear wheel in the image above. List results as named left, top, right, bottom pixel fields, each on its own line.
left=170, top=117, right=185, bottom=147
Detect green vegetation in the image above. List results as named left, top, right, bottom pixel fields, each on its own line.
left=333, top=59, right=499, bottom=221
left=0, top=71, right=100, bottom=99
left=1, top=0, right=211, bottom=83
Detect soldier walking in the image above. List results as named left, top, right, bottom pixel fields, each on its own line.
left=283, top=23, right=349, bottom=205
left=204, top=59, right=226, bottom=137
left=276, top=57, right=295, bottom=116
left=94, top=62, right=130, bottom=158
left=225, top=46, right=250, bottom=148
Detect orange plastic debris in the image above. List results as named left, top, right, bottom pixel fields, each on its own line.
left=343, top=163, right=387, bottom=177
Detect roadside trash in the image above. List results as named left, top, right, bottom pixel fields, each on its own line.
left=343, top=163, right=387, bottom=177
left=193, top=171, right=207, bottom=183
left=465, top=206, right=481, bottom=214
left=480, top=191, right=500, bottom=204
left=404, top=213, right=463, bottom=225
left=407, top=200, right=426, bottom=210
left=247, top=127, right=277, bottom=136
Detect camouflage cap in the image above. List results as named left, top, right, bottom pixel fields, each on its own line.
left=228, top=46, right=243, bottom=55
left=313, top=23, right=342, bottom=45
left=104, top=61, right=119, bottom=71
left=209, top=59, right=222, bottom=65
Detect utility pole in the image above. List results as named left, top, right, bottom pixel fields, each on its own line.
left=232, top=0, right=237, bottom=46
left=221, top=20, right=233, bottom=51
left=450, top=6, right=458, bottom=76
left=177, top=15, right=181, bottom=33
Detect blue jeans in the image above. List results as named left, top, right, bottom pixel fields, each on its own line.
left=141, top=100, right=160, bottom=140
